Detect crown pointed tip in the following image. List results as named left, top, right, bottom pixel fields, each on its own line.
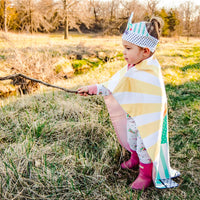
left=129, top=12, right=134, bottom=22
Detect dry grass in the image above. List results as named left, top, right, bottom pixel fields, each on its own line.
left=0, top=92, right=123, bottom=199
left=0, top=31, right=123, bottom=98
left=0, top=32, right=199, bottom=199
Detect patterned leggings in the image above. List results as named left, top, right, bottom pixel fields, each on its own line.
left=127, top=115, right=152, bottom=164
left=96, top=84, right=151, bottom=164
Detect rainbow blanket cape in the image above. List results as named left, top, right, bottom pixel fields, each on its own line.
left=103, top=56, right=180, bottom=188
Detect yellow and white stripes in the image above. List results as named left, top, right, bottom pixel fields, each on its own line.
left=102, top=55, right=180, bottom=188
left=103, top=56, right=165, bottom=163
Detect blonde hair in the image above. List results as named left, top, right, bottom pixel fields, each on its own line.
left=145, top=17, right=164, bottom=40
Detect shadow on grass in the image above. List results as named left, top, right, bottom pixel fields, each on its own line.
left=181, top=62, right=200, bottom=71
left=166, top=79, right=199, bottom=145
left=166, top=79, right=200, bottom=109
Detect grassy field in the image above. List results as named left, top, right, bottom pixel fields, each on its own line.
left=0, top=32, right=199, bottom=199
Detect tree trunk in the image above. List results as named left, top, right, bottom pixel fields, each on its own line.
left=28, top=0, right=33, bottom=34
left=186, top=18, right=190, bottom=42
left=30, top=10, right=33, bottom=33
left=4, top=0, right=7, bottom=32
left=64, top=11, right=69, bottom=39
left=187, top=32, right=190, bottom=42
left=64, top=0, right=68, bottom=39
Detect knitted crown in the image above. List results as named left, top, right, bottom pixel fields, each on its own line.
left=122, top=13, right=159, bottom=52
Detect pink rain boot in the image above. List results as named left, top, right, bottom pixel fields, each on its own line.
left=131, top=162, right=153, bottom=190
left=121, top=151, right=139, bottom=169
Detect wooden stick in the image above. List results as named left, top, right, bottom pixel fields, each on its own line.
left=0, top=74, right=78, bottom=94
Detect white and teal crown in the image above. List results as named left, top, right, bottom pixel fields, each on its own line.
left=122, top=13, right=159, bottom=52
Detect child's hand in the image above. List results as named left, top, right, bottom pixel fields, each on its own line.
left=77, top=86, right=89, bottom=96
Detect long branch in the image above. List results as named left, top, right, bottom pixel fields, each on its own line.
left=0, top=74, right=78, bottom=94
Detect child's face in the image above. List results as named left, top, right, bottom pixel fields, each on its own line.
left=122, top=40, right=145, bottom=65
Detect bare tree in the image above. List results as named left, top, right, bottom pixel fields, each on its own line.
left=63, top=0, right=69, bottom=39
left=195, top=7, right=200, bottom=37
left=120, top=0, right=146, bottom=21
left=88, top=0, right=107, bottom=31
left=89, top=0, right=101, bottom=24
left=88, top=0, right=123, bottom=34
left=102, top=0, right=121, bottom=34
left=180, top=1, right=195, bottom=41
left=37, top=0, right=56, bottom=32
left=87, top=0, right=146, bottom=35
left=109, top=0, right=119, bottom=20
left=55, top=0, right=80, bottom=39
left=0, top=0, right=8, bottom=31
left=3, top=0, right=7, bottom=32
left=13, top=0, right=54, bottom=33
left=191, top=5, right=200, bottom=37
left=146, top=0, right=159, bottom=17
left=75, top=0, right=94, bottom=31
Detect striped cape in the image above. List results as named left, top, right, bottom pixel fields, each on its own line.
left=103, top=56, right=180, bottom=188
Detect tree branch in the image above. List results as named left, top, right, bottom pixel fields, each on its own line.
left=0, top=74, right=78, bottom=94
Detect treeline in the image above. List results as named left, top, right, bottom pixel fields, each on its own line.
left=0, top=0, right=200, bottom=38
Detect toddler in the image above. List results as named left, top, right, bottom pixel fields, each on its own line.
left=78, top=13, right=180, bottom=190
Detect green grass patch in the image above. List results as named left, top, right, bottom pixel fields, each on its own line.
left=0, top=92, right=128, bottom=199
left=0, top=55, right=6, bottom=60
left=181, top=62, right=200, bottom=72
left=72, top=58, right=104, bottom=74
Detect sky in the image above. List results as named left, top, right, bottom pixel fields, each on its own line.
left=140, top=0, right=200, bottom=9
